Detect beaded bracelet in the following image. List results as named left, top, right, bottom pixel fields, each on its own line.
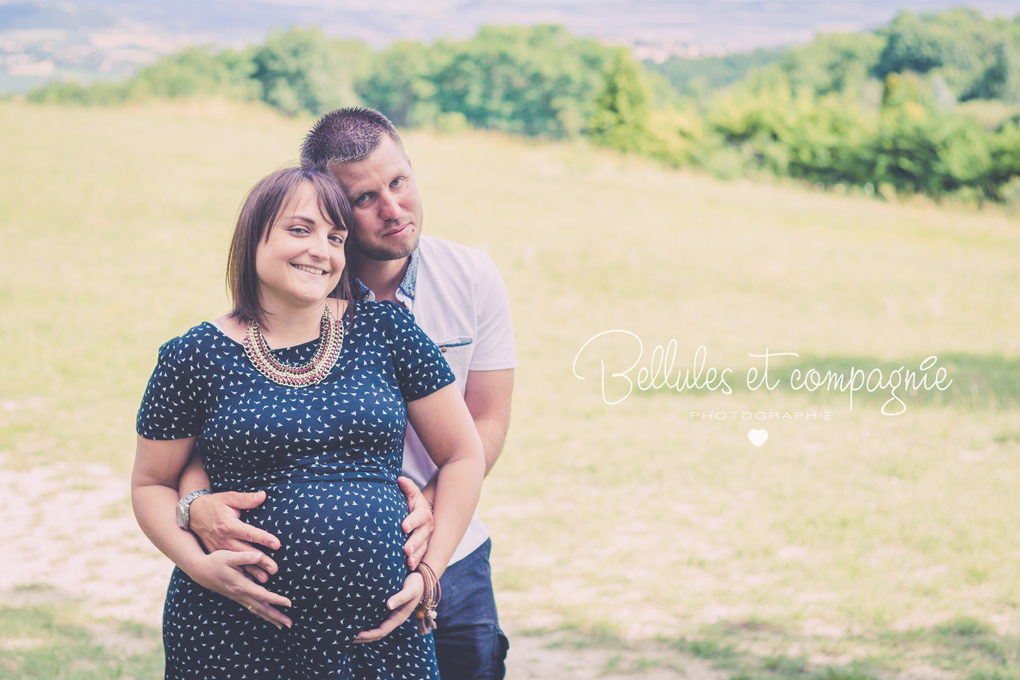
left=414, top=562, right=441, bottom=635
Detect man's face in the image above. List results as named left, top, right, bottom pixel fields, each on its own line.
left=328, top=135, right=423, bottom=262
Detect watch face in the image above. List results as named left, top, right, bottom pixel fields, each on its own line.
left=176, top=502, right=187, bottom=529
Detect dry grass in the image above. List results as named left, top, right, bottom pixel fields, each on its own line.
left=1, top=98, right=1018, bottom=677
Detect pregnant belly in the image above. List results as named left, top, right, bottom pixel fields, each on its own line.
left=242, top=480, right=409, bottom=644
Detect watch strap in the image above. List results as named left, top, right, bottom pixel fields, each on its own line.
left=176, top=489, right=212, bottom=530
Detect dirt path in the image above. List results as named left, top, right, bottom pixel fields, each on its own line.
left=0, top=459, right=172, bottom=626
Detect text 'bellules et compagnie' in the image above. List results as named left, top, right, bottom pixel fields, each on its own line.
left=572, top=330, right=952, bottom=416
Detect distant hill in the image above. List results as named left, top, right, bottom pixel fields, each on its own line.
left=644, top=48, right=788, bottom=96
left=5, top=1, right=1020, bottom=95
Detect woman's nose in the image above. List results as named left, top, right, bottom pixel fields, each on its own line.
left=308, top=234, right=329, bottom=258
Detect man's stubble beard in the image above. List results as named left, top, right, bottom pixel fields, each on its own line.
left=349, top=213, right=423, bottom=262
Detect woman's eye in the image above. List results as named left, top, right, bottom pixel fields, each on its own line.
left=288, top=227, right=308, bottom=235
left=329, top=235, right=344, bottom=245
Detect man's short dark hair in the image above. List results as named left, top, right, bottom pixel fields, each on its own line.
left=301, top=107, right=403, bottom=173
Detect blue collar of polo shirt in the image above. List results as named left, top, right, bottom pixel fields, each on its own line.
left=353, top=247, right=419, bottom=312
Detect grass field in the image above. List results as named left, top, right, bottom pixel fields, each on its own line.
left=1, top=98, right=1019, bottom=679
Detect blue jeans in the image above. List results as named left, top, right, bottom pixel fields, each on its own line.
left=433, top=539, right=509, bottom=680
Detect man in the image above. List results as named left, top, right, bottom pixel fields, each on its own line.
left=177, top=107, right=514, bottom=679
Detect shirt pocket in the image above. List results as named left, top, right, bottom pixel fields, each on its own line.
left=435, top=336, right=474, bottom=384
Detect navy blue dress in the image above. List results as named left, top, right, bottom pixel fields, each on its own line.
left=137, top=300, right=455, bottom=679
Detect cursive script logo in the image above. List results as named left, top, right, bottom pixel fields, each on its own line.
left=573, top=332, right=953, bottom=416
left=572, top=331, right=732, bottom=405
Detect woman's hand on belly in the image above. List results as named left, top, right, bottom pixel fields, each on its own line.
left=352, top=571, right=424, bottom=644
left=186, top=550, right=294, bottom=629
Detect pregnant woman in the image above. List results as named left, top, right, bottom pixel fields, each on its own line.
left=131, top=167, right=484, bottom=679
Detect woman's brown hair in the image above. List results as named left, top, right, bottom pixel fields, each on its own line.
left=226, top=167, right=355, bottom=327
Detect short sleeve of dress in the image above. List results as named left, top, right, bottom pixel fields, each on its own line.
left=136, top=335, right=205, bottom=440
left=382, top=302, right=456, bottom=402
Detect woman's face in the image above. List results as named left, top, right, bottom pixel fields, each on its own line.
left=254, top=181, right=347, bottom=311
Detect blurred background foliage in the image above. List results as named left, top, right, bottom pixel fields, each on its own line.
left=22, top=8, right=1020, bottom=205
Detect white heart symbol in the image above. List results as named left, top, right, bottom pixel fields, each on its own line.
left=748, top=429, right=768, bottom=447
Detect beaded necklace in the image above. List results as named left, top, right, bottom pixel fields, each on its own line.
left=243, top=304, right=344, bottom=388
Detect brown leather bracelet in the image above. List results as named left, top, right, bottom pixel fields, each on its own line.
left=413, top=562, right=441, bottom=634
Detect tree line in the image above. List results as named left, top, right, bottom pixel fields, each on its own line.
left=25, top=9, right=1020, bottom=205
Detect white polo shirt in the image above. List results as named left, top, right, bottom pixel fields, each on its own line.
left=356, top=235, right=516, bottom=564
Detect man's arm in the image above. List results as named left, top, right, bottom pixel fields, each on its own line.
left=419, top=367, right=514, bottom=504
left=467, top=367, right=515, bottom=474
left=399, top=369, right=514, bottom=567
left=178, top=448, right=211, bottom=498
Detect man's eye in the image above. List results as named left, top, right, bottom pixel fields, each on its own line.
left=354, top=194, right=371, bottom=205
left=391, top=178, right=403, bottom=189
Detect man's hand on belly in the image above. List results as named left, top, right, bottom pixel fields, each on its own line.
left=398, top=476, right=434, bottom=570
left=190, top=491, right=282, bottom=582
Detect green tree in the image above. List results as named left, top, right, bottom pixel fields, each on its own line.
left=703, top=66, right=875, bottom=184
left=26, top=80, right=125, bottom=105
left=779, top=32, right=884, bottom=96
left=873, top=8, right=1020, bottom=101
left=130, top=47, right=257, bottom=99
left=988, top=119, right=1020, bottom=197
left=970, top=39, right=1020, bottom=102
left=587, top=49, right=657, bottom=153
left=26, top=47, right=257, bottom=105
left=250, top=27, right=370, bottom=116
left=645, top=47, right=786, bottom=97
left=357, top=40, right=453, bottom=128
left=429, top=25, right=614, bottom=137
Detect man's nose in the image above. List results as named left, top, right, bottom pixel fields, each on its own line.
left=379, top=191, right=401, bottom=220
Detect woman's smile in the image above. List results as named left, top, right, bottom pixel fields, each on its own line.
left=291, top=263, right=329, bottom=275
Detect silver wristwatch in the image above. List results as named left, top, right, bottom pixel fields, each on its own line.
left=176, top=489, right=212, bottom=530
